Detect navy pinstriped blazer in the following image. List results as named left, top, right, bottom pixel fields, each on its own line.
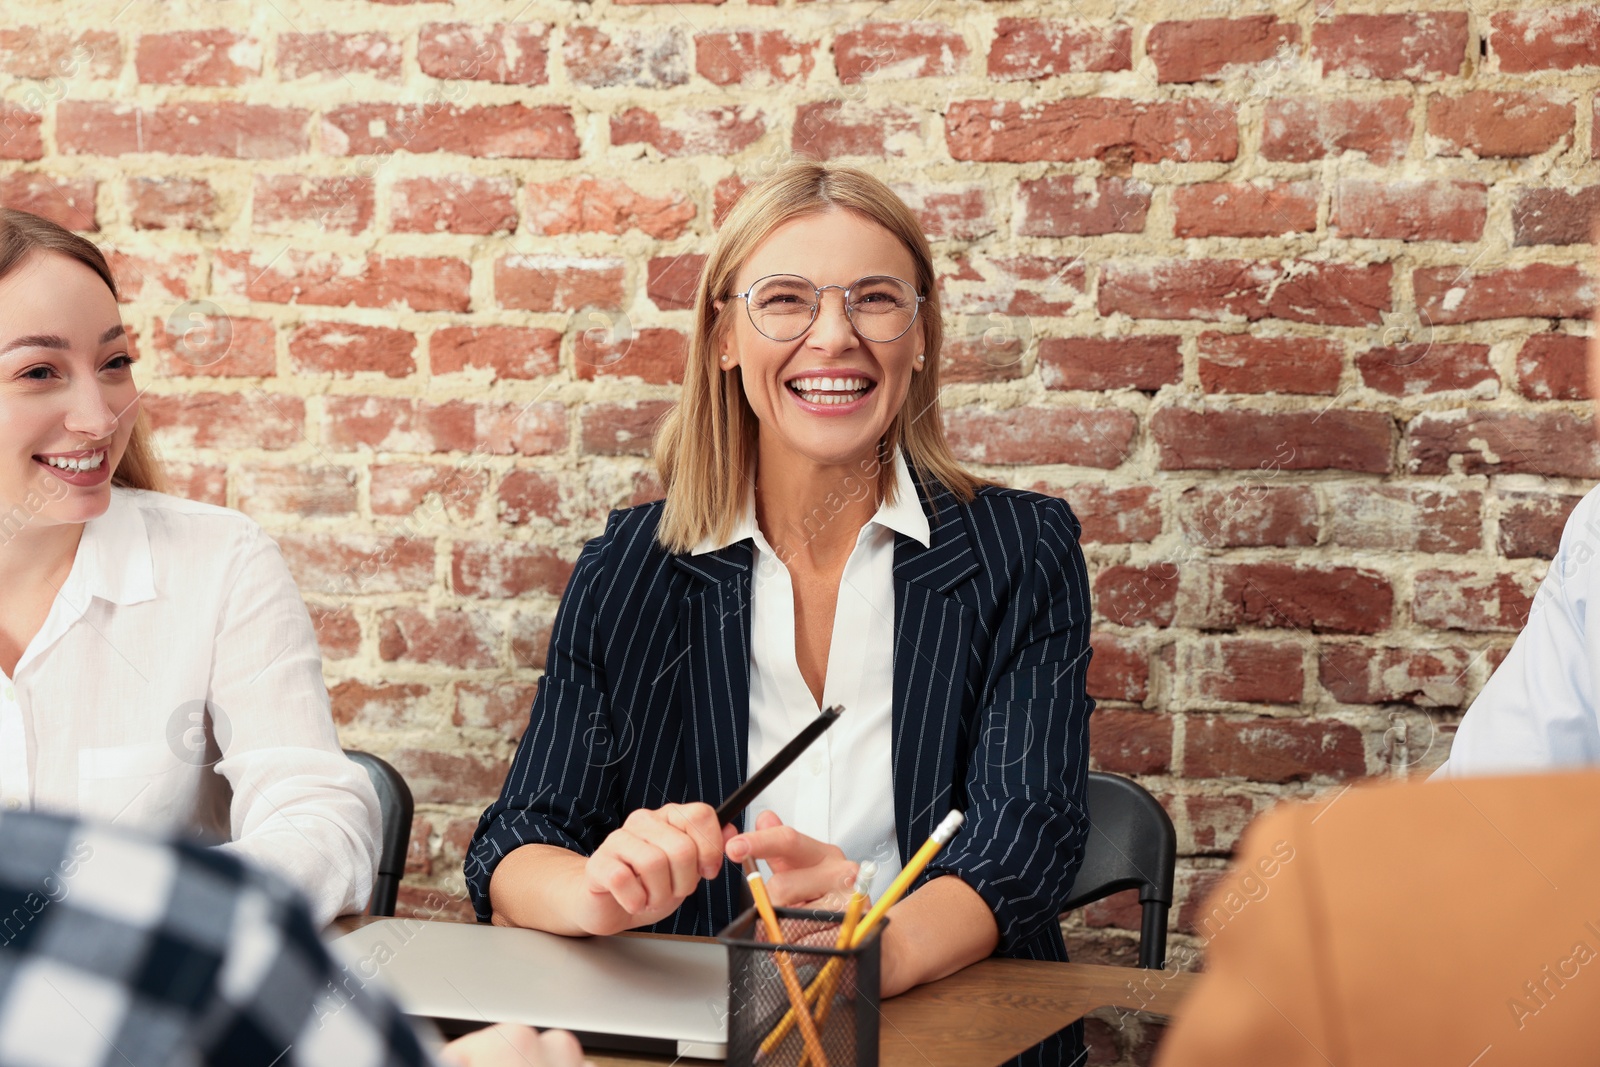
left=466, top=479, right=1095, bottom=1053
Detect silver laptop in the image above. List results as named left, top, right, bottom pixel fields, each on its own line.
left=329, top=919, right=729, bottom=1059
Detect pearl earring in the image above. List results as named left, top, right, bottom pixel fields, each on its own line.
left=720, top=354, right=729, bottom=364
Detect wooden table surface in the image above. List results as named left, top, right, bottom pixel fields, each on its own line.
left=330, top=916, right=1197, bottom=1067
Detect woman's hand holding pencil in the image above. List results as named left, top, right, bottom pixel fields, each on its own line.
left=571, top=802, right=733, bottom=935
left=549, top=706, right=844, bottom=938
left=721, top=707, right=857, bottom=910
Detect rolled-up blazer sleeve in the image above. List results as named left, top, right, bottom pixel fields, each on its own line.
left=920, top=497, right=1094, bottom=953
left=465, top=514, right=627, bottom=921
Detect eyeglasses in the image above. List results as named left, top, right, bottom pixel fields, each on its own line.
left=728, top=274, right=925, bottom=343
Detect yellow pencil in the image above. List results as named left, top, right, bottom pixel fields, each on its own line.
left=850, top=811, right=965, bottom=949
left=745, top=859, right=831, bottom=1067
left=821, top=862, right=875, bottom=989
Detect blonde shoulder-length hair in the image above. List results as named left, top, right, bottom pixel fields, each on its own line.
left=653, top=163, right=985, bottom=553
left=0, top=208, right=165, bottom=494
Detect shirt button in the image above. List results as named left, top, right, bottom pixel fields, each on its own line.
left=3, top=799, right=20, bottom=812
left=808, top=752, right=825, bottom=775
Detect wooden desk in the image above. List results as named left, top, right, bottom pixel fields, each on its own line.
left=330, top=916, right=1196, bottom=1067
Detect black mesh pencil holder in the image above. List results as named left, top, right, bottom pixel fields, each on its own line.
left=718, top=906, right=884, bottom=1067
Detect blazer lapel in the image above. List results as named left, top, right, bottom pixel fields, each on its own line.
left=891, top=487, right=980, bottom=861
left=672, top=545, right=754, bottom=825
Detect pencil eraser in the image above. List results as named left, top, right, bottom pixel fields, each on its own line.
left=855, top=860, right=878, bottom=895
left=933, top=810, right=965, bottom=842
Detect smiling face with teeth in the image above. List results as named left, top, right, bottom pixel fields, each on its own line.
left=0, top=251, right=138, bottom=529
left=718, top=208, right=925, bottom=478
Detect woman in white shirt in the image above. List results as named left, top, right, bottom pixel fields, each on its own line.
left=1440, top=245, right=1600, bottom=776
left=468, top=164, right=1093, bottom=1066
left=0, top=208, right=380, bottom=926
left=1440, top=486, right=1600, bottom=773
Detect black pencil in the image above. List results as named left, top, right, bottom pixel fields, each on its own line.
left=715, top=705, right=842, bottom=827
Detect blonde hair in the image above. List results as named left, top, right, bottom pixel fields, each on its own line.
left=112, top=413, right=165, bottom=493
left=653, top=163, right=983, bottom=553
left=0, top=208, right=166, bottom=494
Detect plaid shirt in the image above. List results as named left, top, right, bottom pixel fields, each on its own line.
left=0, top=810, right=434, bottom=1067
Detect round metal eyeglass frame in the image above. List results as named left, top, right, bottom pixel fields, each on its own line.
left=728, top=273, right=927, bottom=343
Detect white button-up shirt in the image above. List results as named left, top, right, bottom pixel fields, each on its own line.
left=1441, top=482, right=1600, bottom=775
left=1, top=488, right=380, bottom=925
left=694, top=451, right=930, bottom=892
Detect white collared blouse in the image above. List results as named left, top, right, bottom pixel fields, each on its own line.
left=1440, top=482, right=1600, bottom=775
left=1, top=488, right=381, bottom=925
left=691, top=450, right=931, bottom=891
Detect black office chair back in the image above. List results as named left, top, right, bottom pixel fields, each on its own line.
left=344, top=750, right=414, bottom=917
left=1063, top=771, right=1176, bottom=969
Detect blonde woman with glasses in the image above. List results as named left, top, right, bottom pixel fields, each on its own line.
left=469, top=163, right=1095, bottom=1066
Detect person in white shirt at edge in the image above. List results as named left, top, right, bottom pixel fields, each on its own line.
left=0, top=207, right=380, bottom=926
left=1439, top=238, right=1600, bottom=776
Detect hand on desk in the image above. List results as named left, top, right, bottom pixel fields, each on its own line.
left=725, top=811, right=858, bottom=909
left=440, top=1022, right=586, bottom=1067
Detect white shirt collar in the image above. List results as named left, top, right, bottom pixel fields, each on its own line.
left=72, top=488, right=157, bottom=607
left=691, top=449, right=932, bottom=555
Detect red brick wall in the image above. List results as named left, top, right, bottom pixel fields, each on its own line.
left=7, top=0, right=1597, bottom=1039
